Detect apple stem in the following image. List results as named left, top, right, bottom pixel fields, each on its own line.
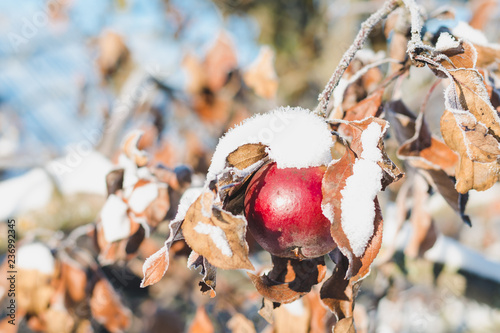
left=314, top=0, right=400, bottom=117
left=292, top=247, right=306, bottom=260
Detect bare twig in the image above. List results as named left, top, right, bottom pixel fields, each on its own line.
left=315, top=0, right=400, bottom=117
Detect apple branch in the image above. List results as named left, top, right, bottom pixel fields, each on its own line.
left=315, top=0, right=400, bottom=117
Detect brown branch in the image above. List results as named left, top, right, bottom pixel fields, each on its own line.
left=315, top=0, right=401, bottom=117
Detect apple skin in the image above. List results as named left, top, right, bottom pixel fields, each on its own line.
left=244, top=162, right=336, bottom=259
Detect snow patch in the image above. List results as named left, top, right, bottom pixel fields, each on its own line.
left=194, top=221, right=233, bottom=257
left=18, top=242, right=55, bottom=275
left=435, top=32, right=460, bottom=51
left=452, top=21, right=489, bottom=46
left=283, top=298, right=306, bottom=316
left=340, top=122, right=383, bottom=257
left=0, top=168, right=54, bottom=220
left=46, top=151, right=112, bottom=196
left=207, top=107, right=333, bottom=181
left=100, top=194, right=131, bottom=242
left=128, top=182, right=159, bottom=213
left=321, top=202, right=335, bottom=224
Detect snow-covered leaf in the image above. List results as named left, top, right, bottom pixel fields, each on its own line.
left=182, top=190, right=254, bottom=270
left=100, top=194, right=130, bottom=243
left=322, top=117, right=390, bottom=279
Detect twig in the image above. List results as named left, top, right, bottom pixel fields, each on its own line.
left=315, top=0, right=400, bottom=117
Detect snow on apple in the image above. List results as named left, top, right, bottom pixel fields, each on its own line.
left=207, top=106, right=334, bottom=182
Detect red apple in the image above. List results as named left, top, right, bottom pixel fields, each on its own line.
left=244, top=162, right=336, bottom=259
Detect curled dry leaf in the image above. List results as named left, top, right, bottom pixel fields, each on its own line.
left=243, top=46, right=279, bottom=99
left=438, top=39, right=477, bottom=71
left=398, top=112, right=458, bottom=175
left=220, top=143, right=269, bottom=214
left=122, top=130, right=149, bottom=167
left=182, top=190, right=254, bottom=270
left=387, top=100, right=471, bottom=225
left=90, top=279, right=131, bottom=333
left=319, top=200, right=383, bottom=324
left=188, top=252, right=217, bottom=297
left=249, top=256, right=326, bottom=304
left=320, top=252, right=358, bottom=320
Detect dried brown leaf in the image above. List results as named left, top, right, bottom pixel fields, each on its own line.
left=334, top=317, right=356, bottom=333
left=475, top=43, right=500, bottom=69
left=182, top=191, right=254, bottom=270
left=90, top=279, right=131, bottom=333
left=441, top=110, right=500, bottom=193
left=439, top=40, right=477, bottom=70
left=227, top=313, right=257, bottom=333
left=189, top=253, right=217, bottom=297
left=205, top=33, right=238, bottom=92
left=141, top=218, right=183, bottom=287
left=243, top=46, right=279, bottom=99
left=226, top=143, right=268, bottom=170
left=97, top=30, right=129, bottom=77
left=61, top=262, right=87, bottom=303
left=470, top=0, right=498, bottom=30
left=249, top=273, right=306, bottom=304
left=106, top=169, right=124, bottom=196
left=320, top=253, right=358, bottom=320
left=273, top=298, right=310, bottom=333
left=250, top=256, right=326, bottom=304
left=398, top=112, right=458, bottom=175
left=344, top=89, right=384, bottom=123
left=188, top=306, right=214, bottom=333
left=405, top=174, right=438, bottom=258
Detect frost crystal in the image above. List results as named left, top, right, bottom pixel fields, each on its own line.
left=18, top=242, right=55, bottom=275
left=194, top=221, right=233, bottom=257
left=340, top=122, right=383, bottom=257
left=207, top=107, right=333, bottom=181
